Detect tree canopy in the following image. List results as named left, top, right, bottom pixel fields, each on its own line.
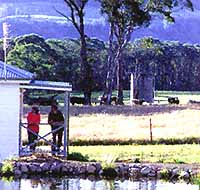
left=98, top=0, right=193, bottom=104
left=2, top=34, right=200, bottom=93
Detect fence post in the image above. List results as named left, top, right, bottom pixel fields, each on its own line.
left=130, top=73, right=134, bottom=105
left=150, top=118, right=153, bottom=143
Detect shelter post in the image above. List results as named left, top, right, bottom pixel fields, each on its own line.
left=63, top=91, right=70, bottom=158
left=19, top=88, right=24, bottom=156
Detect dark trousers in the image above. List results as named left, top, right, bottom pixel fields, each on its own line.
left=51, top=126, right=63, bottom=151
left=28, top=131, right=38, bottom=151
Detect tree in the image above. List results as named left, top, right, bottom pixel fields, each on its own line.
left=57, top=0, right=92, bottom=105
left=6, top=35, right=56, bottom=80
left=98, top=0, right=193, bottom=104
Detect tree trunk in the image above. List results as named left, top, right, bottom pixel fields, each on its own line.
left=79, top=13, right=92, bottom=105
left=115, top=28, right=133, bottom=105
left=80, top=36, right=92, bottom=105
left=116, top=47, right=124, bottom=105
left=104, top=23, right=115, bottom=105
left=133, top=58, right=140, bottom=99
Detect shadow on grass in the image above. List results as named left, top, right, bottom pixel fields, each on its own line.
left=23, top=137, right=200, bottom=146
left=23, top=104, right=200, bottom=116
left=68, top=104, right=199, bottom=116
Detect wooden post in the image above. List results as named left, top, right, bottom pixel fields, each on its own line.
left=63, top=91, right=70, bottom=158
left=130, top=73, right=134, bottom=105
left=150, top=118, right=153, bottom=143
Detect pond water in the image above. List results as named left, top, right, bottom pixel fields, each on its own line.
left=0, top=178, right=199, bottom=190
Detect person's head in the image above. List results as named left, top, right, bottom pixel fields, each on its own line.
left=32, top=106, right=39, bottom=114
left=51, top=104, right=58, bottom=113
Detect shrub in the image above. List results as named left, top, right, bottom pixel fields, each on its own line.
left=159, top=168, right=170, bottom=180
left=191, top=174, right=200, bottom=185
left=67, top=152, right=89, bottom=162
left=102, top=167, right=118, bottom=178
left=1, top=161, right=14, bottom=176
left=173, top=159, right=185, bottom=164
left=101, top=154, right=117, bottom=169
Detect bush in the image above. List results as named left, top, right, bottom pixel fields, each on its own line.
left=160, top=168, right=170, bottom=180
left=1, top=161, right=14, bottom=176
left=67, top=152, right=89, bottom=162
left=102, top=167, right=118, bottom=178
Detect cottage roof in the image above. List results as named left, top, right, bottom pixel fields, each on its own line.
left=21, top=80, right=72, bottom=91
left=0, top=61, right=72, bottom=91
left=0, top=61, right=34, bottom=80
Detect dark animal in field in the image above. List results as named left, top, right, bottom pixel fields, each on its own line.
left=132, top=99, right=145, bottom=105
left=99, top=96, right=117, bottom=105
left=189, top=100, right=200, bottom=104
left=168, top=97, right=179, bottom=104
left=70, top=96, right=85, bottom=105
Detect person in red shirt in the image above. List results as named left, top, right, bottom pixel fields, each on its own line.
left=27, top=106, right=41, bottom=151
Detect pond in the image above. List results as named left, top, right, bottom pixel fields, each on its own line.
left=0, top=178, right=199, bottom=190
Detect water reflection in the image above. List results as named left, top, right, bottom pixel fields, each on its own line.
left=0, top=177, right=198, bottom=190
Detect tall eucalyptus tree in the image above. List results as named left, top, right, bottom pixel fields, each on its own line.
left=57, top=0, right=92, bottom=105
left=98, top=0, right=193, bottom=104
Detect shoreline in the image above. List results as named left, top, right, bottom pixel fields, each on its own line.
left=0, top=154, right=199, bottom=182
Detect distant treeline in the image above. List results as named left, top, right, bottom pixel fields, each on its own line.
left=1, top=34, right=200, bottom=91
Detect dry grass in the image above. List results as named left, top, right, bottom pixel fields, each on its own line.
left=22, top=103, right=200, bottom=142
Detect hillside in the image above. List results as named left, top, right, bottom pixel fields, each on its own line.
left=0, top=0, right=200, bottom=43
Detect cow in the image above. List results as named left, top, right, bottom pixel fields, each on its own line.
left=70, top=96, right=85, bottom=105
left=168, top=97, right=180, bottom=104
left=132, top=99, right=145, bottom=105
left=99, top=96, right=118, bottom=105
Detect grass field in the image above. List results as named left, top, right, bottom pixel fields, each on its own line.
left=22, top=91, right=200, bottom=164
left=22, top=104, right=200, bottom=143
left=70, top=144, right=200, bottom=164
left=23, top=91, right=200, bottom=142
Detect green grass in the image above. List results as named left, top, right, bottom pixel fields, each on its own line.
left=72, top=90, right=200, bottom=98
left=55, top=90, right=200, bottom=104
left=155, top=91, right=200, bottom=96
left=29, top=90, right=200, bottom=105
left=70, top=144, right=200, bottom=164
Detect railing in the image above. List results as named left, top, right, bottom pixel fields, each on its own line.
left=19, top=122, right=66, bottom=156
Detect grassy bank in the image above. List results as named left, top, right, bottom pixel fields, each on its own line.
left=70, top=144, right=200, bottom=164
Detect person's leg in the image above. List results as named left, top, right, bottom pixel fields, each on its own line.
left=28, top=131, right=34, bottom=151
left=51, top=126, right=57, bottom=152
left=28, top=131, right=31, bottom=145
left=57, top=129, right=63, bottom=149
left=32, top=133, right=38, bottom=151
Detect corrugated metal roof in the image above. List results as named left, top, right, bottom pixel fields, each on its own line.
left=0, top=61, right=72, bottom=91
left=20, top=80, right=72, bottom=91
left=31, top=80, right=72, bottom=89
left=0, top=61, right=34, bottom=80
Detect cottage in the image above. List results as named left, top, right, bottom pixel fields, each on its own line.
left=0, top=61, right=72, bottom=160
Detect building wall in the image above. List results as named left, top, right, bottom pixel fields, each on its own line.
left=0, top=83, right=20, bottom=160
